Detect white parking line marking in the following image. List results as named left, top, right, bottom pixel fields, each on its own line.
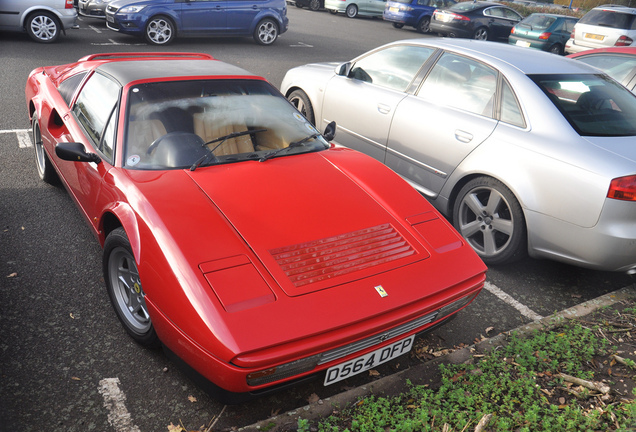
left=484, top=281, right=544, bottom=321
left=98, top=378, right=141, bottom=432
left=17, top=130, right=32, bottom=148
left=92, top=39, right=146, bottom=46
left=290, top=42, right=313, bottom=47
left=0, top=129, right=31, bottom=148
left=89, top=25, right=103, bottom=34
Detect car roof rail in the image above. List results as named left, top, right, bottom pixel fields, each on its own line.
left=78, top=52, right=215, bottom=62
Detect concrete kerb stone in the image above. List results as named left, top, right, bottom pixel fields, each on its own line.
left=241, top=283, right=636, bottom=431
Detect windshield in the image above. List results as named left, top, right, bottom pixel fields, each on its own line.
left=531, top=73, right=636, bottom=137
left=124, top=79, right=327, bottom=170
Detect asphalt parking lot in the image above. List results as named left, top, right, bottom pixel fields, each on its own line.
left=1, top=7, right=634, bottom=431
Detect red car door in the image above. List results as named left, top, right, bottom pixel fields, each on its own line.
left=54, top=72, right=120, bottom=235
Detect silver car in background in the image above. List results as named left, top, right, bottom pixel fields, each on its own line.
left=78, top=0, right=112, bottom=19
left=281, top=38, right=636, bottom=273
left=0, top=0, right=78, bottom=43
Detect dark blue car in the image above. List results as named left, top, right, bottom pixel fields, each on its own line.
left=105, top=0, right=288, bottom=45
left=383, top=0, right=455, bottom=33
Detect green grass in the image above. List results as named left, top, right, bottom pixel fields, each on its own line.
left=297, top=320, right=636, bottom=431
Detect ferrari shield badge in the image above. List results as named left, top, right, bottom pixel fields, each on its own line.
left=375, top=285, right=388, bottom=298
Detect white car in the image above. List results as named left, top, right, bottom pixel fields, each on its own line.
left=566, top=5, right=636, bottom=54
left=0, top=0, right=78, bottom=43
left=281, top=38, right=636, bottom=272
left=325, top=0, right=386, bottom=18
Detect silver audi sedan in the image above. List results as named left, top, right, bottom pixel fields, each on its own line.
left=280, top=38, right=636, bottom=273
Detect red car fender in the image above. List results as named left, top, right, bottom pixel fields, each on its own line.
left=100, top=202, right=142, bottom=257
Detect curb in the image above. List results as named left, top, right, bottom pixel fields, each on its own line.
left=240, top=283, right=636, bottom=431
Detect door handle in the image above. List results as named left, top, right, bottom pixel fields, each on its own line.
left=377, top=103, right=391, bottom=114
left=454, top=130, right=473, bottom=143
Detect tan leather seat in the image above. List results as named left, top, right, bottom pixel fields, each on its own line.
left=193, top=113, right=254, bottom=156
left=127, top=119, right=167, bottom=157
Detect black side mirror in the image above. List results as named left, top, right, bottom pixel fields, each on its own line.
left=323, top=121, right=336, bottom=142
left=56, top=142, right=101, bottom=164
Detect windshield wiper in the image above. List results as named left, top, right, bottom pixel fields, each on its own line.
left=190, top=128, right=267, bottom=171
left=259, top=133, right=320, bottom=162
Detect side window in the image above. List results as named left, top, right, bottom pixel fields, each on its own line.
left=58, top=72, right=88, bottom=106
left=502, top=8, right=521, bottom=20
left=485, top=7, right=503, bottom=17
left=417, top=0, right=429, bottom=6
left=72, top=72, right=120, bottom=159
left=417, top=52, right=498, bottom=117
left=348, top=45, right=436, bottom=92
left=500, top=78, right=525, bottom=128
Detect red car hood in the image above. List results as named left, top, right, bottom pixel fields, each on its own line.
left=186, top=152, right=427, bottom=297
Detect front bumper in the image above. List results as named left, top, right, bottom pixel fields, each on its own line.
left=105, top=11, right=143, bottom=35
left=148, top=273, right=485, bottom=394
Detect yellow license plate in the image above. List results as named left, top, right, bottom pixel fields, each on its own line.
left=584, top=33, right=605, bottom=41
left=390, top=7, right=399, bottom=12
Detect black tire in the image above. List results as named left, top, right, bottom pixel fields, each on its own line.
left=32, top=115, right=58, bottom=184
left=288, top=89, right=315, bottom=125
left=26, top=11, right=60, bottom=43
left=548, top=43, right=563, bottom=55
left=329, top=9, right=338, bottom=14
left=473, top=26, right=489, bottom=40
left=253, top=18, right=279, bottom=45
left=295, top=2, right=304, bottom=7
left=416, top=16, right=431, bottom=33
left=145, top=15, right=175, bottom=45
left=346, top=4, right=358, bottom=18
left=452, top=177, right=527, bottom=265
left=104, top=227, right=160, bottom=348
left=309, top=0, right=321, bottom=11
left=392, top=23, right=404, bottom=29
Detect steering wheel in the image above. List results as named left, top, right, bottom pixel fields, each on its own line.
left=147, top=132, right=197, bottom=155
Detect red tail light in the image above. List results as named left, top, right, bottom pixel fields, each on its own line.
left=450, top=13, right=470, bottom=21
left=66, top=0, right=74, bottom=8
left=511, top=27, right=516, bottom=34
left=615, top=35, right=634, bottom=46
left=539, top=32, right=551, bottom=40
left=607, top=175, right=636, bottom=201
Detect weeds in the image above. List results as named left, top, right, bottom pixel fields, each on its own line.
left=300, top=316, right=636, bottom=431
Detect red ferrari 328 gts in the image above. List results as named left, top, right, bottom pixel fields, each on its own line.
left=25, top=52, right=486, bottom=402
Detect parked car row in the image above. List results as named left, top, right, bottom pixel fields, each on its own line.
left=16, top=0, right=636, bottom=406
left=0, top=0, right=289, bottom=45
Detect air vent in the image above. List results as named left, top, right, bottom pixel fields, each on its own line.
left=270, top=224, right=415, bottom=287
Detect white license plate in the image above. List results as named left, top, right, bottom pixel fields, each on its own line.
left=516, top=40, right=531, bottom=47
left=323, top=335, right=414, bottom=386
left=107, top=15, right=114, bottom=23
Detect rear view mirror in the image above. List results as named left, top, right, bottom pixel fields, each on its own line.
left=323, top=121, right=336, bottom=142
